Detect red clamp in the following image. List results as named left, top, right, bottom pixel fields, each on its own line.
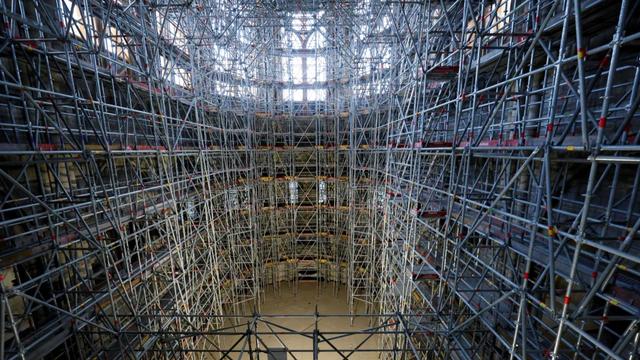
left=598, top=117, right=607, bottom=129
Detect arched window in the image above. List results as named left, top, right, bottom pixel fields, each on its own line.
left=307, top=57, right=326, bottom=83
left=306, top=30, right=325, bottom=49
left=283, top=31, right=303, bottom=49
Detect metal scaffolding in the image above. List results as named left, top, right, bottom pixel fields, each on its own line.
left=0, top=0, right=639, bottom=359
left=375, top=0, right=640, bottom=359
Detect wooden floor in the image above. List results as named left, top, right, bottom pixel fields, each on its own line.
left=217, top=282, right=379, bottom=359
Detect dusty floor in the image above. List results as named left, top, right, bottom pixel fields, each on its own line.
left=215, top=281, right=379, bottom=359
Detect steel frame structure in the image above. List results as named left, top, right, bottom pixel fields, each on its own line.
left=0, top=0, right=638, bottom=359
